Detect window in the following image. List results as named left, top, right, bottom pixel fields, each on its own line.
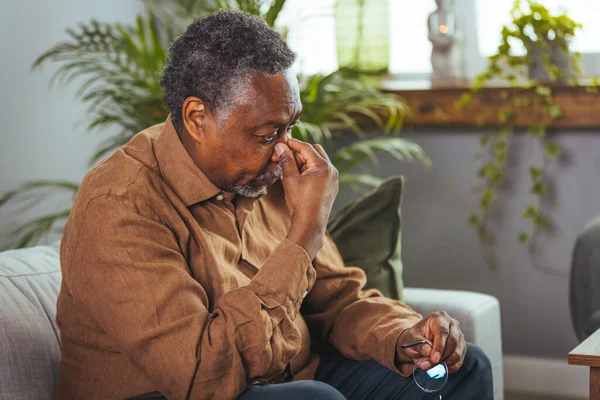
left=477, top=0, right=600, bottom=56
left=277, top=0, right=338, bottom=75
left=277, top=1, right=435, bottom=76
left=278, top=0, right=600, bottom=79
left=389, top=2, right=435, bottom=74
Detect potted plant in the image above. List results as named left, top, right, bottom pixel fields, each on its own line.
left=497, top=0, right=580, bottom=82
left=457, top=0, right=591, bottom=272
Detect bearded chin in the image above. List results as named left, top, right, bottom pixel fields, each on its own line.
left=230, top=183, right=266, bottom=198
left=230, top=164, right=282, bottom=198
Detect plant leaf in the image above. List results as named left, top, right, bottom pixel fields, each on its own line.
left=518, top=232, right=529, bottom=244
left=265, top=0, right=286, bottom=27
left=338, top=173, right=384, bottom=192
left=468, top=214, right=480, bottom=226
left=1, top=209, right=71, bottom=250
left=0, top=180, right=79, bottom=208
left=544, top=141, right=561, bottom=159
left=528, top=166, right=544, bottom=181
left=523, top=204, right=538, bottom=219
left=331, top=137, right=431, bottom=174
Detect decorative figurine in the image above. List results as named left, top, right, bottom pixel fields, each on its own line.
left=428, top=0, right=464, bottom=86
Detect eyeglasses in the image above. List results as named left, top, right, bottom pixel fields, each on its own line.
left=401, top=340, right=449, bottom=399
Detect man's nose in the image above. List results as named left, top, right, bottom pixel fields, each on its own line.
left=278, top=129, right=291, bottom=145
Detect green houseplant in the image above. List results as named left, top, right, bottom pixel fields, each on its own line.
left=0, top=0, right=430, bottom=250
left=457, top=0, right=594, bottom=272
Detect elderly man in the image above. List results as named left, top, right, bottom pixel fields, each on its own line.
left=53, top=10, right=493, bottom=400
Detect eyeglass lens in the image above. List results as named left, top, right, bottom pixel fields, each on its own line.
left=413, top=361, right=448, bottom=396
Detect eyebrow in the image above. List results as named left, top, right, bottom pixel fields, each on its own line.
left=250, top=110, right=303, bottom=132
left=252, top=120, right=286, bottom=131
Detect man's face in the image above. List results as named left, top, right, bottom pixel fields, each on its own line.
left=194, top=69, right=302, bottom=198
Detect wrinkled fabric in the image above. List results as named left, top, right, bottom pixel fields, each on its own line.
left=53, top=116, right=422, bottom=400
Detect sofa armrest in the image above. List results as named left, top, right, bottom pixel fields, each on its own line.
left=403, top=287, right=504, bottom=400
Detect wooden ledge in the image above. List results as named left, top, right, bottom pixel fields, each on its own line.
left=382, top=85, right=600, bottom=129
left=569, top=328, right=600, bottom=368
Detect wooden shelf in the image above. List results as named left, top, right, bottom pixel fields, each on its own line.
left=382, top=85, right=600, bottom=129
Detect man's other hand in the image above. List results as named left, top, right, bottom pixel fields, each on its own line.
left=395, top=311, right=467, bottom=376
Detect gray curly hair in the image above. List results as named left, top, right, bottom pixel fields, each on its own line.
left=161, top=10, right=296, bottom=132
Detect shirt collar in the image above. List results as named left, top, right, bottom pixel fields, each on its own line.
left=154, top=115, right=221, bottom=206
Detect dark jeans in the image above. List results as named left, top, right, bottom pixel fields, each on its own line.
left=149, top=342, right=494, bottom=399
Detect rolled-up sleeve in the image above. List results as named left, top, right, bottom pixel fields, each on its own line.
left=302, top=232, right=422, bottom=375
left=65, top=194, right=315, bottom=400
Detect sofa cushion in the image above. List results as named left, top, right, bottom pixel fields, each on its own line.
left=327, top=176, right=406, bottom=300
left=0, top=241, right=62, bottom=400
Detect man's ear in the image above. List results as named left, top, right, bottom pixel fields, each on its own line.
left=181, top=96, right=214, bottom=143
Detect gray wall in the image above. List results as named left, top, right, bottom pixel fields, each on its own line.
left=1, top=0, right=597, bottom=360
left=371, top=129, right=599, bottom=358
left=0, top=0, right=141, bottom=242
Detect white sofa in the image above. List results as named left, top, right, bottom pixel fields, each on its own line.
left=0, top=242, right=503, bottom=400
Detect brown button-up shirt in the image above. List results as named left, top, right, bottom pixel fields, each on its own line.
left=53, top=116, right=422, bottom=400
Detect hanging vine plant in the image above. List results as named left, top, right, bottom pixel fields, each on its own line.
left=456, top=0, right=597, bottom=273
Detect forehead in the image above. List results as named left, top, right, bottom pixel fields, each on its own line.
left=235, top=70, right=302, bottom=126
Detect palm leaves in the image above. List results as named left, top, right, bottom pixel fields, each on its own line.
left=0, top=181, right=78, bottom=249
left=293, top=72, right=408, bottom=142
left=3, top=14, right=172, bottom=249
left=333, top=138, right=432, bottom=192
left=333, top=137, right=431, bottom=173
left=145, top=0, right=286, bottom=33
left=33, top=15, right=170, bottom=166
left=1, top=2, right=430, bottom=249
left=294, top=72, right=430, bottom=192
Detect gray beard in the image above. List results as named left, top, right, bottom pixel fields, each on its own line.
left=230, top=163, right=282, bottom=198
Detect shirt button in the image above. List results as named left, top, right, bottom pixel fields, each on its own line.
left=216, top=194, right=224, bottom=201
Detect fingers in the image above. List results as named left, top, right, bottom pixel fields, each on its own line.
left=275, top=143, right=300, bottom=179
left=445, top=330, right=466, bottom=374
left=446, top=351, right=466, bottom=373
left=398, top=313, right=466, bottom=376
left=428, top=312, right=451, bottom=365
left=294, top=151, right=304, bottom=168
left=313, top=143, right=331, bottom=162
left=396, top=326, right=436, bottom=375
left=293, top=151, right=308, bottom=173
left=277, top=139, right=329, bottom=172
left=398, top=362, right=415, bottom=377
left=427, top=312, right=466, bottom=374
left=439, top=319, right=459, bottom=362
left=396, top=325, right=434, bottom=370
left=403, top=341, right=432, bottom=360
left=287, top=138, right=325, bottom=166
left=397, top=327, right=429, bottom=360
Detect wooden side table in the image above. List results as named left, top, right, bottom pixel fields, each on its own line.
left=569, top=328, right=600, bottom=399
